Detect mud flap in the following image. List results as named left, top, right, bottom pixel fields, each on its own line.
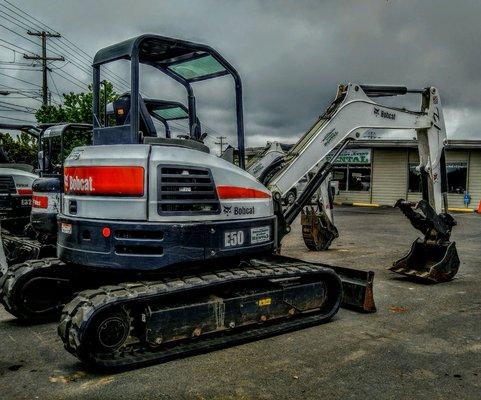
left=390, top=238, right=460, bottom=283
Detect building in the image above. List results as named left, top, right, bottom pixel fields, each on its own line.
left=333, top=140, right=480, bottom=211
left=245, top=139, right=481, bottom=211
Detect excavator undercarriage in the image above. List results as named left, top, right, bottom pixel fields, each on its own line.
left=59, top=256, right=343, bottom=370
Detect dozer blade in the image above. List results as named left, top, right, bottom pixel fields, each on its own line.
left=278, top=256, right=376, bottom=312
left=390, top=238, right=460, bottom=283
left=330, top=265, right=376, bottom=312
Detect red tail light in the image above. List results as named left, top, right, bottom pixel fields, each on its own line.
left=32, top=195, right=48, bottom=209
left=217, top=186, right=271, bottom=199
left=64, top=166, right=144, bottom=196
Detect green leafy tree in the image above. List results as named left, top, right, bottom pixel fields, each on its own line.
left=0, top=82, right=118, bottom=168
left=34, top=81, right=118, bottom=167
left=0, top=131, right=38, bottom=166
left=35, top=81, right=117, bottom=124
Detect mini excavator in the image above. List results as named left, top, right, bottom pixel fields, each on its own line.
left=0, top=35, right=458, bottom=369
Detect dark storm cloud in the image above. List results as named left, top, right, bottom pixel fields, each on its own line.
left=8, top=0, right=481, bottom=146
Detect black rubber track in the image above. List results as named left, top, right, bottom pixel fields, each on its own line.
left=0, top=258, right=70, bottom=321
left=58, top=258, right=342, bottom=370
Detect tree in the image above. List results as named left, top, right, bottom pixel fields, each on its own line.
left=0, top=82, right=118, bottom=168
left=0, top=131, right=38, bottom=166
left=35, top=81, right=117, bottom=124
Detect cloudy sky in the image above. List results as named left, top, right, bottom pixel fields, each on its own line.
left=0, top=0, right=480, bottom=148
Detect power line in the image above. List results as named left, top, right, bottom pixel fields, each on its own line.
left=0, top=23, right=62, bottom=58
left=0, top=114, right=34, bottom=122
left=0, top=99, right=36, bottom=111
left=0, top=37, right=34, bottom=54
left=0, top=2, right=141, bottom=95
left=48, top=69, right=60, bottom=97
left=0, top=66, right=41, bottom=71
left=0, top=1, right=148, bottom=97
left=23, top=30, right=64, bottom=105
left=0, top=82, right=40, bottom=93
left=2, top=0, right=58, bottom=34
left=0, top=70, right=42, bottom=87
left=51, top=68, right=88, bottom=91
left=215, top=136, right=227, bottom=154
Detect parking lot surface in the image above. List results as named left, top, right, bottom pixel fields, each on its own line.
left=1, top=207, right=480, bottom=399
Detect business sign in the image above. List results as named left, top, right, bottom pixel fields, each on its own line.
left=327, top=149, right=371, bottom=164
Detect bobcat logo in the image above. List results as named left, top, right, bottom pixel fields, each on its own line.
left=373, top=107, right=380, bottom=116
left=223, top=205, right=232, bottom=215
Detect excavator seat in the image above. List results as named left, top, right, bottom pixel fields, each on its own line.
left=113, top=94, right=157, bottom=138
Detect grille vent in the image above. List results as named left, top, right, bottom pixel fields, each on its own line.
left=0, top=176, right=16, bottom=194
left=158, top=166, right=220, bottom=214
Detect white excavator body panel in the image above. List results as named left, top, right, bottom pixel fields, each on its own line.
left=62, top=144, right=273, bottom=223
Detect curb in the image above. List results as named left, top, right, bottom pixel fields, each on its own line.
left=334, top=201, right=381, bottom=208
left=449, top=207, right=474, bottom=213
left=334, top=202, right=476, bottom=213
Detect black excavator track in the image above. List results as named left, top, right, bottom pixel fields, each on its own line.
left=1, top=230, right=56, bottom=267
left=0, top=255, right=376, bottom=323
left=0, top=258, right=73, bottom=321
left=58, top=257, right=343, bottom=370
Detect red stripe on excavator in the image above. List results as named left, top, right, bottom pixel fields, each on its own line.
left=32, top=195, right=48, bottom=209
left=217, top=185, right=271, bottom=199
left=17, top=188, right=32, bottom=195
left=64, top=166, right=144, bottom=196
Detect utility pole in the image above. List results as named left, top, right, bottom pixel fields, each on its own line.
left=215, top=136, right=227, bottom=154
left=23, top=31, right=64, bottom=106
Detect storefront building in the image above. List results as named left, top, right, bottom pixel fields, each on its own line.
left=333, top=140, right=481, bottom=211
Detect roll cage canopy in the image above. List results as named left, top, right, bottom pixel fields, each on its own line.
left=39, top=123, right=92, bottom=176
left=92, top=34, right=245, bottom=169
left=144, top=99, right=191, bottom=139
left=0, top=123, right=54, bottom=138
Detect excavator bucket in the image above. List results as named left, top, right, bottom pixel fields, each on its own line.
left=392, top=200, right=460, bottom=283
left=301, top=206, right=339, bottom=251
left=391, top=239, right=459, bottom=283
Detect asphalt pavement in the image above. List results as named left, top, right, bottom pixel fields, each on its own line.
left=1, top=206, right=480, bottom=399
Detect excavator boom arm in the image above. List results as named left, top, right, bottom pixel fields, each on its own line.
left=265, top=84, right=446, bottom=226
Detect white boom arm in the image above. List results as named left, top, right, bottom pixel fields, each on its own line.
left=246, top=141, right=285, bottom=180
left=267, top=84, right=447, bottom=214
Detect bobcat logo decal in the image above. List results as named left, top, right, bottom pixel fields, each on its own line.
left=223, top=205, right=232, bottom=215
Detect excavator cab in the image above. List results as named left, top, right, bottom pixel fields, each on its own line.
left=91, top=35, right=246, bottom=167
left=107, top=94, right=191, bottom=139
